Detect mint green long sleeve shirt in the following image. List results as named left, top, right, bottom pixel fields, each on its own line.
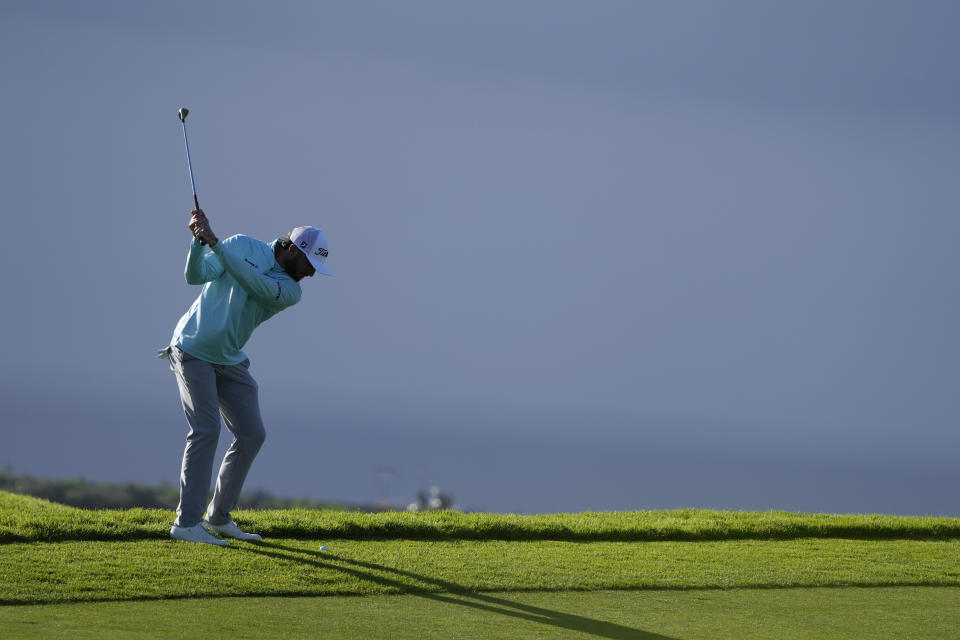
left=171, top=235, right=302, bottom=365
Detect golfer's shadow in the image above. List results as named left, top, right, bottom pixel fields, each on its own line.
left=242, top=541, right=677, bottom=640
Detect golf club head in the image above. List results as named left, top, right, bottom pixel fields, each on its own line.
left=178, top=107, right=189, bottom=123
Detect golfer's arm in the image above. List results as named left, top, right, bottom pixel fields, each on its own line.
left=210, top=242, right=301, bottom=310
left=184, top=238, right=224, bottom=284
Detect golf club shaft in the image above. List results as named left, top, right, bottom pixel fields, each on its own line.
left=179, top=111, right=205, bottom=244
left=181, top=121, right=199, bottom=207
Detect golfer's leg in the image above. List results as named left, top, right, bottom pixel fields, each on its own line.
left=170, top=348, right=222, bottom=528
left=205, top=360, right=266, bottom=525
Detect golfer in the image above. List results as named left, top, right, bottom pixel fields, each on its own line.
left=162, top=209, right=330, bottom=546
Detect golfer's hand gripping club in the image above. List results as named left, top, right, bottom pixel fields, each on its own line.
left=189, top=210, right=218, bottom=246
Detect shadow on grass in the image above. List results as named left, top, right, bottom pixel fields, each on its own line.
left=241, top=541, right=677, bottom=640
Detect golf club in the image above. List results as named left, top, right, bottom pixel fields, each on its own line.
left=177, top=107, right=205, bottom=245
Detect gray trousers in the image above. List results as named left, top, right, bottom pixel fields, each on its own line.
left=167, top=346, right=266, bottom=527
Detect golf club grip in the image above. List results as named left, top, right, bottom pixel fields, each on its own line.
left=193, top=195, right=206, bottom=246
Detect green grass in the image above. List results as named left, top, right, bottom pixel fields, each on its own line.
left=2, top=537, right=959, bottom=604
left=3, top=490, right=959, bottom=543
left=2, top=588, right=958, bottom=640
left=2, top=491, right=958, bottom=639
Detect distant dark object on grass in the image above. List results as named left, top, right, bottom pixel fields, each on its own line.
left=406, top=486, right=459, bottom=512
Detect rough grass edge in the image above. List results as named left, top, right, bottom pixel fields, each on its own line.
left=2, top=491, right=959, bottom=544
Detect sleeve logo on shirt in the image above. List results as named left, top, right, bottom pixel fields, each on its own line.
left=275, top=282, right=282, bottom=300
left=244, top=258, right=259, bottom=269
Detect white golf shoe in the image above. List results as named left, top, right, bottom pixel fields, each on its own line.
left=203, top=519, right=262, bottom=542
left=170, top=523, right=230, bottom=547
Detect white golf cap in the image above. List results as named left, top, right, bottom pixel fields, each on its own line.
left=290, top=226, right=331, bottom=275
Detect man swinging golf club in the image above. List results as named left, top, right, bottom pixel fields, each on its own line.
left=163, top=210, right=330, bottom=546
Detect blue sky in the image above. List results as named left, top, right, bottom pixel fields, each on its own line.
left=2, top=1, right=958, bottom=513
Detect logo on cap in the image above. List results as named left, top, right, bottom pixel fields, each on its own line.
left=289, top=225, right=331, bottom=276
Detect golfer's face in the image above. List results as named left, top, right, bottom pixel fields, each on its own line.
left=289, top=247, right=316, bottom=281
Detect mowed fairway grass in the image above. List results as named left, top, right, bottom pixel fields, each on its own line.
left=1, top=492, right=959, bottom=639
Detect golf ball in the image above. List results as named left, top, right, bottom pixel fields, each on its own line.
left=319, top=545, right=329, bottom=551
